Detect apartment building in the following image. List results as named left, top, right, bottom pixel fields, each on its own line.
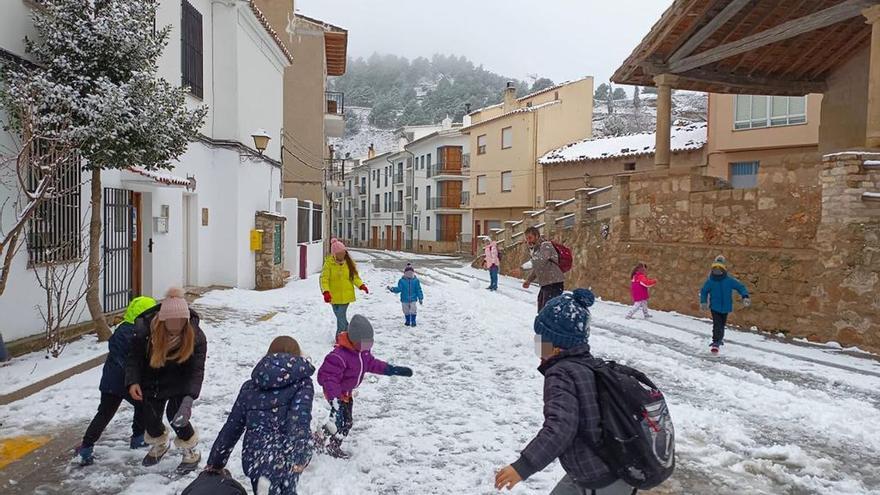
left=464, top=78, right=594, bottom=240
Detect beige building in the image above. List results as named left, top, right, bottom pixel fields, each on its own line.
left=706, top=93, right=822, bottom=181
left=463, top=78, right=594, bottom=239
left=255, top=3, right=348, bottom=205
left=541, top=123, right=707, bottom=198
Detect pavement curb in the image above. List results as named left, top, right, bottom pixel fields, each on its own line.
left=0, top=353, right=107, bottom=406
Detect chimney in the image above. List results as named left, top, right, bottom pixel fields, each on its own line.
left=442, top=115, right=453, bottom=129
left=367, top=143, right=375, bottom=159
left=465, top=103, right=472, bottom=114
left=503, top=81, right=517, bottom=113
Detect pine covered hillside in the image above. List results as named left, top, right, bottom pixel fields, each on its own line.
left=592, top=84, right=708, bottom=138
left=332, top=53, right=555, bottom=129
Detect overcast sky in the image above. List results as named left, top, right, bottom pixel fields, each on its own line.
left=296, top=0, right=669, bottom=87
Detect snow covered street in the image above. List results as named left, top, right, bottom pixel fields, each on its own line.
left=2, top=250, right=880, bottom=494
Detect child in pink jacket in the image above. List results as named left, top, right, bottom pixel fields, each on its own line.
left=626, top=262, right=657, bottom=319
left=316, top=315, right=412, bottom=459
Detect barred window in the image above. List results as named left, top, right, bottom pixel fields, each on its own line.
left=27, top=141, right=82, bottom=265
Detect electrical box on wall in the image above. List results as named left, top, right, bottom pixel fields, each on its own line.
left=154, top=204, right=170, bottom=234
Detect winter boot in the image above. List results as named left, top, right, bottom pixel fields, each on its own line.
left=142, top=431, right=170, bottom=467
left=410, top=314, right=417, bottom=327
left=404, top=314, right=412, bottom=326
left=710, top=342, right=720, bottom=354
left=130, top=434, right=147, bottom=449
left=174, top=430, right=200, bottom=474
left=326, top=437, right=351, bottom=459
left=75, top=444, right=94, bottom=467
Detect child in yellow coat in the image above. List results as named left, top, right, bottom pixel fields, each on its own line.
left=320, top=239, right=368, bottom=334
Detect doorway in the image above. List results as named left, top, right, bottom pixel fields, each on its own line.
left=131, top=192, right=143, bottom=297
left=103, top=188, right=135, bottom=312
left=385, top=226, right=392, bottom=250
left=371, top=226, right=378, bottom=248
left=395, top=226, right=402, bottom=251
left=183, top=195, right=197, bottom=287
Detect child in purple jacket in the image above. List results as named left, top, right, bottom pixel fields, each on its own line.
left=316, top=314, right=412, bottom=458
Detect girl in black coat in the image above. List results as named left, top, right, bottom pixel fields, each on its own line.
left=125, top=288, right=207, bottom=474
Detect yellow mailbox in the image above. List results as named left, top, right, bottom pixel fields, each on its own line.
left=250, top=229, right=264, bottom=251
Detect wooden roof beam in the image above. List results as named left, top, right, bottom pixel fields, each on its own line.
left=668, top=0, right=754, bottom=64
left=679, top=68, right=827, bottom=94
left=669, top=0, right=877, bottom=74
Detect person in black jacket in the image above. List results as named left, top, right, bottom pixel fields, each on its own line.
left=495, top=289, right=637, bottom=495
left=126, top=288, right=207, bottom=474
left=75, top=296, right=157, bottom=466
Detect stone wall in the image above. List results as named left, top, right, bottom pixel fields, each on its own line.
left=480, top=153, right=880, bottom=352
left=255, top=212, right=286, bottom=290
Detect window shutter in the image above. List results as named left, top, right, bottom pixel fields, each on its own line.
left=181, top=1, right=203, bottom=98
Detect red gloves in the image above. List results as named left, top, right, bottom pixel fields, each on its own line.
left=359, top=284, right=369, bottom=294
left=323, top=291, right=332, bottom=303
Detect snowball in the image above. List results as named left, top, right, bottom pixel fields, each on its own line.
left=469, top=279, right=481, bottom=289
left=522, top=261, right=533, bottom=270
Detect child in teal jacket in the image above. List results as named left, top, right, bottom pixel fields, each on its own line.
left=700, top=256, right=750, bottom=353
left=388, top=264, right=424, bottom=327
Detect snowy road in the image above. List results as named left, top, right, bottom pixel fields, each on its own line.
left=2, top=250, right=880, bottom=494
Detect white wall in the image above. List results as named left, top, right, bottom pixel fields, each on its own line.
left=282, top=198, right=323, bottom=280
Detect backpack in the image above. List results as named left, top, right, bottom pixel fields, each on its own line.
left=181, top=470, right=248, bottom=495
left=580, top=359, right=675, bottom=490
left=551, top=241, right=573, bottom=273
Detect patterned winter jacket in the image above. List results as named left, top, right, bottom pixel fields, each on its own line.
left=526, top=238, right=565, bottom=287
left=511, top=344, right=616, bottom=490
left=207, top=353, right=314, bottom=493
left=317, top=332, right=388, bottom=400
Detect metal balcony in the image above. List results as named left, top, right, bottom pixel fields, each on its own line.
left=325, top=91, right=345, bottom=138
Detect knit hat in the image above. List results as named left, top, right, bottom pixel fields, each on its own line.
left=348, top=314, right=374, bottom=344
left=711, top=255, right=727, bottom=271
left=404, top=263, right=414, bottom=273
left=123, top=296, right=157, bottom=324
left=534, top=288, right=595, bottom=350
left=157, top=287, right=189, bottom=321
left=330, top=238, right=347, bottom=256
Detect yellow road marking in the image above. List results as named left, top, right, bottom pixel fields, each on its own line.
left=0, top=435, right=51, bottom=470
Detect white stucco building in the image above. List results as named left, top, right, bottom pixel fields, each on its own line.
left=0, top=0, right=296, bottom=343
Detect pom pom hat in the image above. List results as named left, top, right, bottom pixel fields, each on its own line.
left=157, top=287, right=189, bottom=321
left=534, top=289, right=596, bottom=350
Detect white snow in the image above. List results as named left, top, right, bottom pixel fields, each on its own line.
left=0, top=334, right=106, bottom=396
left=863, top=192, right=880, bottom=201
left=126, top=166, right=192, bottom=187
left=1, top=252, right=879, bottom=494
left=540, top=123, right=707, bottom=165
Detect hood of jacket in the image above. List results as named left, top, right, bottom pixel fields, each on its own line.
left=251, top=352, right=315, bottom=390
left=336, top=332, right=360, bottom=352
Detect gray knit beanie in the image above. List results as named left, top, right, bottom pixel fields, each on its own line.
left=348, top=314, right=374, bottom=343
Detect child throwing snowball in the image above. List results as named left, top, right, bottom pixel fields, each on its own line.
left=316, top=315, right=413, bottom=459
left=206, top=336, right=313, bottom=495
left=700, top=255, right=750, bottom=354
left=626, top=262, right=657, bottom=320
left=387, top=263, right=424, bottom=326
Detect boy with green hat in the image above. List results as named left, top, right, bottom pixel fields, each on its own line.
left=76, top=296, right=157, bottom=466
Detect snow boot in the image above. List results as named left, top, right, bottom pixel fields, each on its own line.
left=75, top=444, right=94, bottom=466
left=411, top=314, right=417, bottom=327
left=710, top=342, right=720, bottom=354
left=174, top=430, right=200, bottom=474
left=404, top=314, right=412, bottom=326
left=142, top=431, right=170, bottom=467
left=130, top=434, right=147, bottom=449
left=326, top=437, right=351, bottom=459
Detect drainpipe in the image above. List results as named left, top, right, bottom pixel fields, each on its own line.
left=386, top=154, right=397, bottom=251
left=403, top=147, right=416, bottom=252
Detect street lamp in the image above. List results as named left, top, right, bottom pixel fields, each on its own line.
left=251, top=129, right=272, bottom=155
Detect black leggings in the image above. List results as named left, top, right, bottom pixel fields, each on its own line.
left=711, top=310, right=729, bottom=344
left=142, top=396, right=195, bottom=441
left=82, top=392, right=144, bottom=448
left=538, top=283, right=565, bottom=312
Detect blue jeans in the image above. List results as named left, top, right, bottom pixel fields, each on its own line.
left=489, top=265, right=499, bottom=290
left=332, top=304, right=349, bottom=334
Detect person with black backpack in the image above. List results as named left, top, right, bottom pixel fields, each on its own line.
left=496, top=288, right=674, bottom=494
left=522, top=227, right=572, bottom=312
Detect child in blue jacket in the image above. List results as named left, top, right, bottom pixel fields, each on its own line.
left=700, top=256, right=751, bottom=353
left=206, top=336, right=313, bottom=495
left=76, top=296, right=157, bottom=466
left=387, top=263, right=424, bottom=326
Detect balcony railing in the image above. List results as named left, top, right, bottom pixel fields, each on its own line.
left=354, top=208, right=366, bottom=218
left=460, top=191, right=470, bottom=206
left=394, top=172, right=404, bottom=184
left=393, top=201, right=404, bottom=212
left=326, top=91, right=344, bottom=116
left=426, top=195, right=468, bottom=210
left=371, top=203, right=381, bottom=213
left=427, top=164, right=470, bottom=178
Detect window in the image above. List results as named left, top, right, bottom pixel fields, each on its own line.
left=420, top=156, right=425, bottom=169
left=415, top=187, right=419, bottom=200
left=734, top=95, right=806, bottom=130
left=27, top=147, right=82, bottom=265
left=730, top=161, right=759, bottom=189
left=426, top=216, right=431, bottom=231
left=487, top=220, right=502, bottom=231
left=477, top=175, right=487, bottom=194
left=501, top=127, right=513, bottom=149
left=426, top=185, right=432, bottom=209
left=501, top=171, right=512, bottom=192
left=477, top=134, right=487, bottom=155
left=361, top=223, right=366, bottom=241
left=397, top=190, right=403, bottom=211
left=312, top=204, right=323, bottom=242
left=624, top=162, right=636, bottom=172
left=427, top=153, right=432, bottom=167
left=181, top=0, right=203, bottom=98
left=384, top=167, right=388, bottom=187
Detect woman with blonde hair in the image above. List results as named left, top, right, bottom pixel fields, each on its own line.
left=125, top=287, right=207, bottom=474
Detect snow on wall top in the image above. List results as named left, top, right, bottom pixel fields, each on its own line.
left=461, top=100, right=562, bottom=131
left=539, top=122, right=707, bottom=165
left=127, top=166, right=192, bottom=187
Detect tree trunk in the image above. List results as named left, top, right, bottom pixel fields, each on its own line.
left=85, top=168, right=111, bottom=341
